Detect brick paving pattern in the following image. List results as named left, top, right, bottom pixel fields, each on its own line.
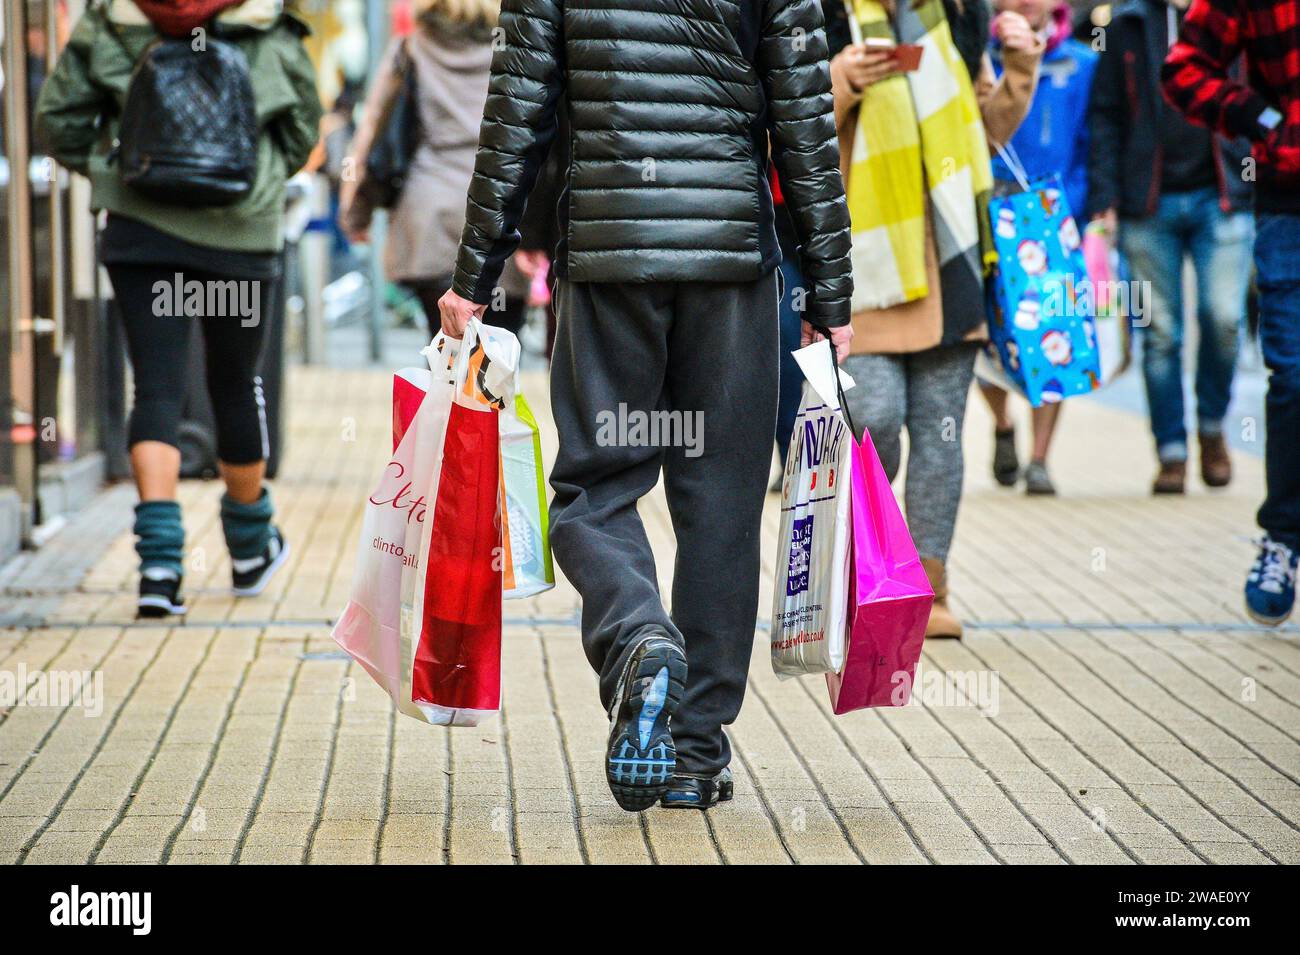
left=1, top=366, right=1297, bottom=864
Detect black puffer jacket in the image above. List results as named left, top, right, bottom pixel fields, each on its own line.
left=452, top=0, right=853, bottom=326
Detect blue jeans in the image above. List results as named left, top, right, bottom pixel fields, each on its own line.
left=1254, top=213, right=1300, bottom=548
left=775, top=257, right=805, bottom=464
left=1119, top=187, right=1254, bottom=462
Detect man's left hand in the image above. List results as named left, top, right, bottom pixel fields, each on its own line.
left=801, top=320, right=854, bottom=364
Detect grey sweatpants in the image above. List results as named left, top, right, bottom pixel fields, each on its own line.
left=548, top=274, right=779, bottom=777
left=841, top=343, right=978, bottom=563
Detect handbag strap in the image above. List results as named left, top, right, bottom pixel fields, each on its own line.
left=993, top=139, right=1031, bottom=192
left=812, top=324, right=859, bottom=440
left=372, top=37, right=414, bottom=140
left=843, top=0, right=865, bottom=46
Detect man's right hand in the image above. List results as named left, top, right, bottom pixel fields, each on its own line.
left=437, top=287, right=487, bottom=340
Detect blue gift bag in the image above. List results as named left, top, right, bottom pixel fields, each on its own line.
left=984, top=162, right=1102, bottom=407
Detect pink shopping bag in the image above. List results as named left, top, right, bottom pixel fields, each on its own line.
left=826, top=426, right=933, bottom=714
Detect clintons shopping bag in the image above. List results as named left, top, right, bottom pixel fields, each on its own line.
left=333, top=319, right=518, bottom=725
left=771, top=340, right=855, bottom=678
left=826, top=424, right=933, bottom=713
left=391, top=347, right=553, bottom=600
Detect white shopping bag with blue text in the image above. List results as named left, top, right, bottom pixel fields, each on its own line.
left=771, top=340, right=856, bottom=678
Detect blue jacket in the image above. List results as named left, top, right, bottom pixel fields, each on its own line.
left=990, top=8, right=1099, bottom=220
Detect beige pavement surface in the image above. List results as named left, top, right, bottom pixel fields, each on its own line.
left=1, top=365, right=1298, bottom=864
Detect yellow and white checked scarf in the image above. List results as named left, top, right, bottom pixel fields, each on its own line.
left=846, top=0, right=996, bottom=312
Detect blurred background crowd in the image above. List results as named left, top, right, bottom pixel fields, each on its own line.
left=0, top=0, right=1282, bottom=583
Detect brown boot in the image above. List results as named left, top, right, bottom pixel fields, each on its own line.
left=1152, top=459, right=1187, bottom=495
left=1199, top=432, right=1232, bottom=488
left=921, top=558, right=963, bottom=639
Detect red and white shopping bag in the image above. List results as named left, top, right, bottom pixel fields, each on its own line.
left=333, top=319, right=519, bottom=725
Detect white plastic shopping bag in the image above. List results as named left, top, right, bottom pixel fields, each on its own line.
left=771, top=340, right=856, bottom=678
left=500, top=394, right=555, bottom=599
left=333, top=319, right=520, bottom=725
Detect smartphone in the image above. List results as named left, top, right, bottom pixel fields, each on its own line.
left=859, top=37, right=924, bottom=72
left=892, top=43, right=924, bottom=72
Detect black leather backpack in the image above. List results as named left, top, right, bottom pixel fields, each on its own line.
left=108, top=19, right=259, bottom=207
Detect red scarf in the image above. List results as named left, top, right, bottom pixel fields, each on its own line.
left=131, top=0, right=247, bottom=36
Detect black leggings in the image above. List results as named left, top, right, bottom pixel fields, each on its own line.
left=107, top=263, right=273, bottom=465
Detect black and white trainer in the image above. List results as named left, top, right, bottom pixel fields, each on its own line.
left=660, top=767, right=734, bottom=810
left=138, top=567, right=186, bottom=618
left=605, top=634, right=687, bottom=812
left=231, top=527, right=290, bottom=597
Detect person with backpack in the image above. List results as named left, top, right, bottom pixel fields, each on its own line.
left=437, top=0, right=854, bottom=812
left=338, top=0, right=535, bottom=339
left=36, top=0, right=322, bottom=617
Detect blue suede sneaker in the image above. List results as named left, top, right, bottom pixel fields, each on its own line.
left=605, top=634, right=686, bottom=812
left=1245, top=536, right=1297, bottom=626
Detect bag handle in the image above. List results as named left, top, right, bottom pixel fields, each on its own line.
left=809, top=323, right=859, bottom=441
left=843, top=0, right=865, bottom=46
left=993, top=139, right=1031, bottom=193
left=372, top=37, right=414, bottom=142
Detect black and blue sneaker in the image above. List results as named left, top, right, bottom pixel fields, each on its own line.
left=231, top=527, right=290, bottom=597
left=661, top=767, right=734, bottom=810
left=138, top=567, right=185, bottom=618
left=1245, top=535, right=1297, bottom=626
left=606, top=635, right=687, bottom=811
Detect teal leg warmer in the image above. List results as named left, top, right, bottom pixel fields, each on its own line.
left=220, top=487, right=273, bottom=561
left=134, top=500, right=185, bottom=577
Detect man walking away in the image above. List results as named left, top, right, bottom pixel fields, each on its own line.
left=1163, top=0, right=1300, bottom=624
left=1090, top=0, right=1254, bottom=497
left=438, top=0, right=854, bottom=809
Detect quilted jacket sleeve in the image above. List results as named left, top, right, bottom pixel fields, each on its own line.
left=757, top=0, right=853, bottom=327
left=452, top=0, right=565, bottom=304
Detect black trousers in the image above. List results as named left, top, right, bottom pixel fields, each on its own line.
left=107, top=263, right=273, bottom=464
left=549, top=274, right=780, bottom=776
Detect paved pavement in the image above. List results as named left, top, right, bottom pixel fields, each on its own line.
left=1, top=360, right=1297, bottom=865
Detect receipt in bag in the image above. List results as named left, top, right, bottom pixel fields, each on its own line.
left=771, top=340, right=856, bottom=678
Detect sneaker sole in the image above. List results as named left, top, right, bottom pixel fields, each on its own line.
left=662, top=782, right=735, bottom=811
left=993, top=469, right=1019, bottom=488
left=231, top=538, right=290, bottom=598
left=137, top=594, right=186, bottom=618
left=1245, top=603, right=1293, bottom=627
left=606, top=640, right=686, bottom=812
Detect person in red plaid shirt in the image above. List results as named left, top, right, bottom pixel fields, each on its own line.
left=1162, top=0, right=1300, bottom=625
